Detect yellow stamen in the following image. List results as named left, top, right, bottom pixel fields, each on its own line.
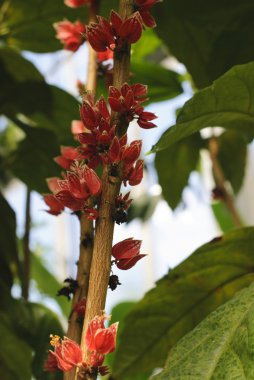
left=50, top=334, right=61, bottom=347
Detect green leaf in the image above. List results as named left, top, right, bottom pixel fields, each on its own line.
left=217, top=131, right=247, bottom=193
left=23, top=302, right=63, bottom=380
left=0, top=47, right=79, bottom=145
left=155, top=134, right=202, bottom=209
left=0, top=293, right=63, bottom=380
left=31, top=253, right=70, bottom=317
left=152, top=282, right=254, bottom=380
left=112, top=227, right=254, bottom=379
left=212, top=202, right=235, bottom=233
left=0, top=312, right=32, bottom=380
left=131, top=61, right=183, bottom=103
left=132, top=29, right=164, bottom=62
left=152, top=62, right=254, bottom=152
left=0, top=46, right=43, bottom=81
left=0, top=0, right=118, bottom=52
left=0, top=193, right=20, bottom=289
left=8, top=125, right=60, bottom=192
left=127, top=193, right=160, bottom=223
left=154, top=0, right=254, bottom=88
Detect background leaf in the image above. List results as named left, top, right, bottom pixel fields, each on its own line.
left=155, top=134, right=202, bottom=209
left=112, top=227, right=254, bottom=379
left=152, top=62, right=254, bottom=152
left=31, top=253, right=70, bottom=317
left=154, top=0, right=254, bottom=88
left=216, top=131, right=247, bottom=194
left=152, top=283, right=254, bottom=380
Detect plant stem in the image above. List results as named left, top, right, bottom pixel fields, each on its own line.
left=64, top=3, right=100, bottom=380
left=22, top=188, right=31, bottom=300
left=209, top=136, right=243, bottom=227
left=81, top=0, right=134, bottom=366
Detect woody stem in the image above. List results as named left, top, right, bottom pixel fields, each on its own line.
left=81, top=0, right=134, bottom=368
left=64, top=2, right=100, bottom=380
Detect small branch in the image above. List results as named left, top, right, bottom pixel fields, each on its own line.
left=209, top=136, right=243, bottom=228
left=64, top=3, right=100, bottom=380
left=22, top=188, right=31, bottom=300
left=81, top=0, right=134, bottom=364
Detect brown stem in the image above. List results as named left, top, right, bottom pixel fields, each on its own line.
left=64, top=3, right=100, bottom=380
left=81, top=0, right=134, bottom=367
left=209, top=136, right=243, bottom=227
left=22, top=188, right=31, bottom=300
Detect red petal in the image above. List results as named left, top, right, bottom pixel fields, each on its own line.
left=117, top=254, right=146, bottom=270
left=83, top=167, right=101, bottom=195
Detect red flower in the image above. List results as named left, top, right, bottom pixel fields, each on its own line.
left=112, top=237, right=146, bottom=270
left=54, top=20, right=86, bottom=52
left=54, top=146, right=81, bottom=170
left=134, top=0, right=159, bottom=28
left=97, top=49, right=114, bottom=62
left=71, top=120, right=86, bottom=135
left=48, top=335, right=83, bottom=372
left=123, top=159, right=144, bottom=186
left=44, top=164, right=101, bottom=214
left=64, top=0, right=90, bottom=7
left=85, top=315, right=118, bottom=355
left=86, top=11, right=143, bottom=53
left=108, top=83, right=156, bottom=129
left=43, top=194, right=65, bottom=216
left=44, top=351, right=58, bottom=372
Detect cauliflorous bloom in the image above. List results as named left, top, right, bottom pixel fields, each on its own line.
left=108, top=83, right=157, bottom=129
left=86, top=11, right=143, bottom=52
left=64, top=0, right=91, bottom=7
left=44, top=163, right=101, bottom=214
left=112, top=237, right=146, bottom=270
left=74, top=297, right=87, bottom=316
left=54, top=146, right=81, bottom=169
left=54, top=20, right=86, bottom=51
left=85, top=315, right=118, bottom=355
left=49, top=335, right=83, bottom=372
left=134, top=0, right=159, bottom=27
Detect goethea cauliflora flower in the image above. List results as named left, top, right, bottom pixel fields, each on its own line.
left=85, top=315, right=118, bottom=355
left=112, top=237, right=146, bottom=270
left=54, top=20, right=86, bottom=51
left=49, top=335, right=83, bottom=372
left=64, top=0, right=91, bottom=7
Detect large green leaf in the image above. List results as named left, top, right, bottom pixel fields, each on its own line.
left=154, top=0, right=254, bottom=88
left=152, top=282, right=254, bottom=380
left=8, top=124, right=60, bottom=192
left=0, top=294, right=63, bottom=380
left=31, top=253, right=70, bottom=317
left=112, top=227, right=254, bottom=379
left=0, top=312, right=32, bottom=380
left=152, top=62, right=254, bottom=152
left=0, top=47, right=79, bottom=145
left=155, top=134, right=202, bottom=209
left=0, top=0, right=118, bottom=52
left=217, top=131, right=247, bottom=194
left=0, top=193, right=20, bottom=289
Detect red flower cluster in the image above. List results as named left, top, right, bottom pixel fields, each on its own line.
left=45, top=314, right=118, bottom=376
left=54, top=20, right=86, bottom=52
left=108, top=83, right=157, bottom=129
left=112, top=238, right=146, bottom=270
left=44, top=163, right=101, bottom=215
left=134, top=0, right=159, bottom=27
left=64, top=0, right=91, bottom=7
left=86, top=11, right=143, bottom=52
